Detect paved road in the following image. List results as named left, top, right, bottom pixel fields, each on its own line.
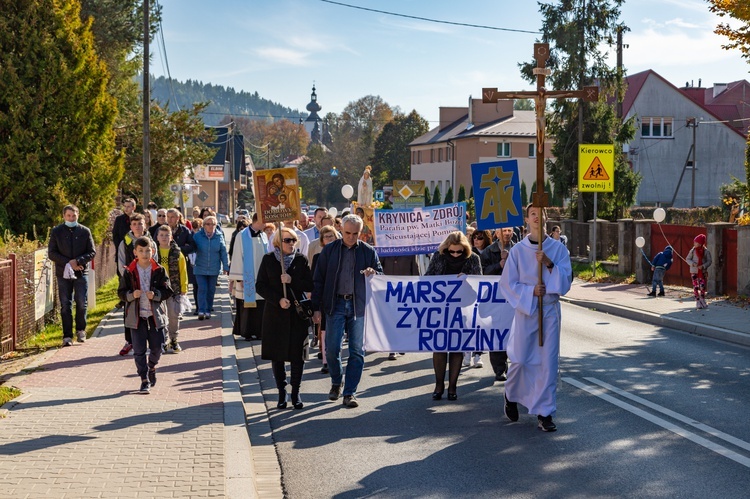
left=239, top=302, right=750, bottom=498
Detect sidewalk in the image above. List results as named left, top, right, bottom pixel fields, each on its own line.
left=0, top=281, right=270, bottom=499
left=563, top=279, right=750, bottom=347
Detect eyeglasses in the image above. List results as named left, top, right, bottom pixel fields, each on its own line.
left=448, top=250, right=464, bottom=255
left=204, top=222, right=216, bottom=226
left=323, top=234, right=336, bottom=240
left=157, top=215, right=166, bottom=218
left=472, top=234, right=483, bottom=239
left=282, top=238, right=298, bottom=244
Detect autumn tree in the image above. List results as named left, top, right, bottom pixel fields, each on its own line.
left=522, top=0, right=639, bottom=221
left=371, top=110, right=429, bottom=186
left=709, top=0, right=750, bottom=62
left=0, top=0, right=123, bottom=239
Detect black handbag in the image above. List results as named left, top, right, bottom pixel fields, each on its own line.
left=289, top=288, right=313, bottom=321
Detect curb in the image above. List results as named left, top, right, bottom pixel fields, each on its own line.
left=561, top=296, right=750, bottom=347
left=0, top=391, right=32, bottom=418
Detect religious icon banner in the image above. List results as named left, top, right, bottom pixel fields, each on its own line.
left=253, top=167, right=301, bottom=223
left=372, top=202, right=467, bottom=256
left=364, top=274, right=513, bottom=352
left=351, top=202, right=376, bottom=245
left=471, top=160, right=524, bottom=232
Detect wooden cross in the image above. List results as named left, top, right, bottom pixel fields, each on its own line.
left=482, top=43, right=599, bottom=347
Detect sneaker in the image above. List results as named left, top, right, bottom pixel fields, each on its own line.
left=647, top=291, right=656, bottom=297
left=161, top=343, right=167, bottom=354
left=463, top=352, right=471, bottom=367
left=139, top=380, right=151, bottom=394
left=328, top=384, right=342, bottom=401
left=495, top=373, right=507, bottom=382
left=148, top=369, right=156, bottom=387
left=472, top=354, right=483, bottom=368
left=204, top=313, right=211, bottom=320
left=388, top=353, right=397, bottom=361
left=62, top=337, right=73, bottom=347
left=321, top=365, right=329, bottom=374
left=538, top=415, right=557, bottom=432
left=170, top=340, right=182, bottom=353
left=696, top=300, right=704, bottom=310
left=700, top=297, right=708, bottom=309
left=76, top=330, right=86, bottom=343
left=198, top=313, right=205, bottom=321
left=119, top=342, right=133, bottom=356
left=343, top=395, right=359, bottom=408
left=657, top=291, right=665, bottom=297
left=504, top=393, right=519, bottom=422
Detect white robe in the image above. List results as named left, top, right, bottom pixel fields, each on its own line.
left=499, top=235, right=572, bottom=417
left=228, top=228, right=269, bottom=301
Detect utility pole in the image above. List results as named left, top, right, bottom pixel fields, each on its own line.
left=142, top=0, right=151, bottom=206
left=689, top=117, right=697, bottom=207
left=576, top=0, right=587, bottom=222
left=228, top=122, right=235, bottom=218
left=616, top=25, right=624, bottom=120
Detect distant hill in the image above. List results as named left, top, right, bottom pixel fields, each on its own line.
left=151, top=76, right=306, bottom=126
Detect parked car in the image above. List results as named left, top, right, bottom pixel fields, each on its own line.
left=300, top=203, right=309, bottom=213
left=217, top=213, right=230, bottom=225
left=235, top=208, right=250, bottom=221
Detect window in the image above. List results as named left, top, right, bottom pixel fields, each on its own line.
left=417, top=151, right=422, bottom=164
left=641, top=117, right=674, bottom=138
left=446, top=147, right=452, bottom=161
left=497, top=143, right=511, bottom=157
left=430, top=149, right=435, bottom=163
left=528, top=143, right=536, bottom=158
left=412, top=151, right=416, bottom=164
left=438, top=148, right=443, bottom=162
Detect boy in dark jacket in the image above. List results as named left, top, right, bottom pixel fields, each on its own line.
left=118, top=237, right=173, bottom=393
left=648, top=245, right=673, bottom=297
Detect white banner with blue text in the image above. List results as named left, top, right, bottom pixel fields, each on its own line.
left=364, top=274, right=513, bottom=352
left=373, top=202, right=466, bottom=256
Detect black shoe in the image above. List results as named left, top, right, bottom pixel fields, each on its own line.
left=538, top=415, right=557, bottom=432
left=317, top=352, right=323, bottom=360
left=647, top=291, right=656, bottom=297
left=657, top=291, right=665, bottom=297
left=447, top=392, right=457, bottom=401
left=139, top=380, right=151, bottom=394
left=148, top=369, right=156, bottom=387
left=388, top=353, right=397, bottom=360
left=504, top=393, right=519, bottom=422
left=432, top=391, right=443, bottom=401
left=291, top=392, right=304, bottom=410
left=321, top=365, right=329, bottom=374
left=198, top=313, right=205, bottom=320
left=277, top=387, right=287, bottom=409
left=329, top=384, right=341, bottom=401
left=343, top=395, right=359, bottom=408
left=495, top=373, right=507, bottom=382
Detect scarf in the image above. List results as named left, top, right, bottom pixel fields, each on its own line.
left=444, top=252, right=467, bottom=275
left=241, top=228, right=257, bottom=304
left=273, top=247, right=296, bottom=270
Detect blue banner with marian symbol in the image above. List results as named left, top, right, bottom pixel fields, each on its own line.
left=471, top=160, right=524, bottom=231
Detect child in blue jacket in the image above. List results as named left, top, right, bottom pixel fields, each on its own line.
left=647, top=245, right=673, bottom=297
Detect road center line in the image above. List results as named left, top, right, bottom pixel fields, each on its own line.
left=583, top=377, right=750, bottom=453
left=562, top=377, right=750, bottom=469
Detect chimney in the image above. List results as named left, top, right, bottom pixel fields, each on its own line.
left=713, top=83, right=728, bottom=98
left=467, top=95, right=474, bottom=130
left=698, top=78, right=702, bottom=87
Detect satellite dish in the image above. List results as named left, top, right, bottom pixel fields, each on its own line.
left=635, top=237, right=645, bottom=248
left=653, top=207, right=666, bottom=223
left=341, top=184, right=354, bottom=199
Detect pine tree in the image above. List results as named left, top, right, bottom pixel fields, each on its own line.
left=424, top=187, right=432, bottom=207
left=469, top=186, right=474, bottom=199
left=0, top=0, right=123, bottom=239
left=520, top=180, right=528, bottom=206
left=444, top=186, right=454, bottom=204
left=433, top=185, right=442, bottom=205
left=457, top=185, right=466, bottom=202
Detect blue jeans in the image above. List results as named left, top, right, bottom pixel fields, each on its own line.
left=195, top=274, right=218, bottom=314
left=57, top=275, right=88, bottom=339
left=652, top=267, right=666, bottom=293
left=326, top=298, right=365, bottom=396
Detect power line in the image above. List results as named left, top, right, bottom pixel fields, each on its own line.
left=155, top=0, right=181, bottom=111
left=318, top=0, right=540, bottom=35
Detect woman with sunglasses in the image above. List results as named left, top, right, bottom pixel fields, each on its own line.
left=464, top=229, right=493, bottom=368
left=256, top=227, right=314, bottom=410
left=424, top=231, right=482, bottom=401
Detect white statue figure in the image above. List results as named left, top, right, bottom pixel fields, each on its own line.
left=358, top=166, right=373, bottom=207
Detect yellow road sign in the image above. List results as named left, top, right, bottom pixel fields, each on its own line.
left=578, top=144, right=614, bottom=192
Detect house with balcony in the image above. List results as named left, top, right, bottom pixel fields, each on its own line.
left=409, top=98, right=552, bottom=202
left=622, top=70, right=749, bottom=207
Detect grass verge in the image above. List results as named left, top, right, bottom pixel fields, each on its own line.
left=21, top=277, right=120, bottom=352
left=572, top=261, right=636, bottom=284
left=0, top=386, right=22, bottom=406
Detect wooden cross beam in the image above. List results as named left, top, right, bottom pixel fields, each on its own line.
left=482, top=43, right=598, bottom=346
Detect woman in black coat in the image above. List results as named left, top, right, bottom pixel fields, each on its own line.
left=256, top=226, right=314, bottom=409
left=424, top=231, right=483, bottom=401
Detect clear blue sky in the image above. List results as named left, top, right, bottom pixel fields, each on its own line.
left=152, top=0, right=747, bottom=124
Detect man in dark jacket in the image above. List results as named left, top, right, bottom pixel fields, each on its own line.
left=480, top=227, right=514, bottom=381
left=312, top=214, right=383, bottom=408
left=113, top=198, right=136, bottom=273
left=48, top=205, right=97, bottom=347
